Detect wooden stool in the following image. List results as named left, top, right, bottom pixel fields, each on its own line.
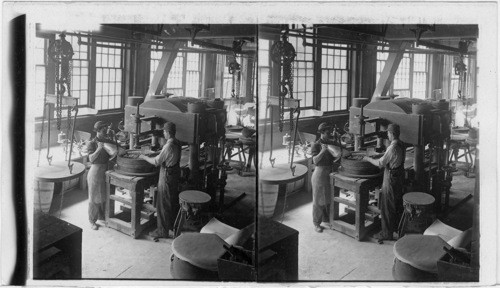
left=398, top=192, right=435, bottom=238
left=393, top=234, right=450, bottom=281
left=173, top=190, right=211, bottom=237
left=239, top=136, right=256, bottom=174
left=170, top=232, right=226, bottom=280
left=225, top=133, right=246, bottom=172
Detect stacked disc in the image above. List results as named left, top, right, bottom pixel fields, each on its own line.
left=340, top=155, right=380, bottom=177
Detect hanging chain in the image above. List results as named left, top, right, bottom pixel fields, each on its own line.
left=271, top=28, right=296, bottom=133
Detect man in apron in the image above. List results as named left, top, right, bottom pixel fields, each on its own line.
left=310, top=123, right=349, bottom=233
left=140, top=122, right=181, bottom=239
left=363, top=123, right=405, bottom=241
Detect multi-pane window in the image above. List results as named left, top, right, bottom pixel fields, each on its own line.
left=258, top=39, right=271, bottom=119
left=150, top=42, right=202, bottom=97
left=376, top=46, right=429, bottom=99
left=320, top=43, right=349, bottom=111
left=95, top=42, right=123, bottom=110
left=392, top=53, right=411, bottom=98
left=165, top=52, right=185, bottom=96
left=67, top=35, right=89, bottom=106
left=149, top=49, right=162, bottom=85
left=185, top=52, right=201, bottom=97
left=412, top=53, right=429, bottom=99
left=35, top=37, right=48, bottom=117
left=289, top=35, right=314, bottom=108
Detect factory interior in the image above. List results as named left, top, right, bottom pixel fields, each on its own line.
left=29, top=23, right=482, bottom=283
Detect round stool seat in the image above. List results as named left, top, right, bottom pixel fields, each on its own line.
left=172, top=233, right=227, bottom=271
left=393, top=234, right=450, bottom=274
left=225, top=133, right=241, bottom=141
left=403, top=192, right=435, bottom=206
left=179, top=190, right=211, bottom=205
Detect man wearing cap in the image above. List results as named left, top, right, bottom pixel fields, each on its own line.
left=86, top=121, right=116, bottom=230
left=310, top=122, right=349, bottom=233
left=363, top=123, right=406, bottom=241
left=140, top=122, right=182, bottom=238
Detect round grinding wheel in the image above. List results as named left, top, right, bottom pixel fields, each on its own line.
left=403, top=192, right=435, bottom=206
left=179, top=190, right=211, bottom=205
left=34, top=161, right=86, bottom=182
left=393, top=234, right=450, bottom=274
left=259, top=163, right=308, bottom=185
left=171, top=232, right=227, bottom=271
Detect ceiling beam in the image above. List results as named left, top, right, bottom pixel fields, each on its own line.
left=372, top=41, right=412, bottom=100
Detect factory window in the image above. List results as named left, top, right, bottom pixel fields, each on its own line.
left=320, top=43, right=350, bottom=111
left=289, top=35, right=315, bottom=108
left=149, top=48, right=162, bottom=85
left=95, top=42, right=124, bottom=110
left=448, top=55, right=475, bottom=100
left=35, top=37, right=48, bottom=118
left=67, top=35, right=89, bottom=106
left=258, top=38, right=272, bottom=119
left=377, top=46, right=429, bottom=99
left=150, top=42, right=202, bottom=97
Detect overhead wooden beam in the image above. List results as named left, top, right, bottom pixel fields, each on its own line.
left=372, top=41, right=411, bottom=100
left=145, top=41, right=183, bottom=100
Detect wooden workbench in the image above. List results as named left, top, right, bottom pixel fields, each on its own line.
left=105, top=170, right=158, bottom=238
left=329, top=172, right=383, bottom=241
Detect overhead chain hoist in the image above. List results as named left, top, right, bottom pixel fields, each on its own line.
left=261, top=26, right=301, bottom=176
left=38, top=32, right=79, bottom=174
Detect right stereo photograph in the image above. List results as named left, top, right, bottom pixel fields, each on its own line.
left=257, top=24, right=480, bottom=282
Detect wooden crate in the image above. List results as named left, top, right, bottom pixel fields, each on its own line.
left=437, top=253, right=479, bottom=282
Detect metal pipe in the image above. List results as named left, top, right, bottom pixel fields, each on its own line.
left=189, top=144, right=201, bottom=188
left=414, top=144, right=425, bottom=185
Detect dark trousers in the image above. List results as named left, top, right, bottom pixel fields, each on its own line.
left=156, top=165, right=180, bottom=235
left=380, top=168, right=404, bottom=237
left=313, top=204, right=330, bottom=226
left=89, top=202, right=105, bottom=224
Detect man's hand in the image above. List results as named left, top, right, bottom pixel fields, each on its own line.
left=362, top=156, right=371, bottom=162
left=97, top=142, right=104, bottom=150
left=138, top=155, right=146, bottom=160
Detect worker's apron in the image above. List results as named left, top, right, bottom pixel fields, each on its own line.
left=87, top=163, right=108, bottom=222
left=311, top=165, right=333, bottom=206
left=156, top=153, right=181, bottom=235
left=380, top=141, right=405, bottom=237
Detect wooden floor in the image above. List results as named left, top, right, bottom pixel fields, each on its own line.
left=32, top=161, right=476, bottom=283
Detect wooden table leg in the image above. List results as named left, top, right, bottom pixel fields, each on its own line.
left=356, top=187, right=368, bottom=241
left=330, top=185, right=340, bottom=226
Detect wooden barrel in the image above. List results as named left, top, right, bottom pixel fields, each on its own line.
left=170, top=233, right=225, bottom=280
left=352, top=98, right=369, bottom=108
left=34, top=181, right=54, bottom=213
left=258, top=183, right=279, bottom=218
left=127, top=96, right=144, bottom=106
left=116, top=150, right=156, bottom=174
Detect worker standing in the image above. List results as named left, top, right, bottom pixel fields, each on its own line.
left=86, top=121, right=115, bottom=230
left=363, top=123, right=406, bottom=241
left=140, top=122, right=181, bottom=239
left=310, top=122, right=349, bottom=233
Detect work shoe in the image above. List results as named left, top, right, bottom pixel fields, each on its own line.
left=374, top=232, right=393, bottom=243
left=314, top=225, right=323, bottom=233
left=90, top=223, right=99, bottom=230
left=149, top=229, right=169, bottom=239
